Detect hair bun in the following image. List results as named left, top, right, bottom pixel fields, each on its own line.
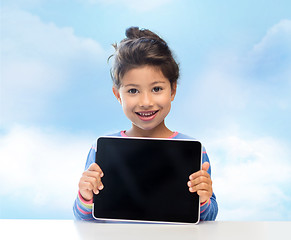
left=125, top=27, right=142, bottom=39
left=125, top=26, right=163, bottom=42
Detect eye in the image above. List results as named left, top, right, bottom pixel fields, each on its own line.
left=128, top=88, right=138, bottom=94
left=152, top=87, right=162, bottom=93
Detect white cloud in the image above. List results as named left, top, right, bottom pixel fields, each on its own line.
left=0, top=125, right=94, bottom=217
left=208, top=134, right=291, bottom=221
left=248, top=19, right=291, bottom=84
left=252, top=19, right=291, bottom=54
left=179, top=52, right=251, bottom=131
left=0, top=8, right=107, bottom=126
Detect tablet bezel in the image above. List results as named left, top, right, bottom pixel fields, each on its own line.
left=92, top=136, right=202, bottom=224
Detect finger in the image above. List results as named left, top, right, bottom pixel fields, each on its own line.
left=187, top=175, right=211, bottom=188
left=88, top=176, right=104, bottom=192
left=96, top=178, right=104, bottom=191
left=202, top=162, right=210, bottom=172
left=87, top=176, right=102, bottom=192
left=83, top=170, right=103, bottom=180
left=80, top=175, right=103, bottom=194
left=82, top=168, right=104, bottom=191
left=189, top=169, right=210, bottom=180
left=188, top=182, right=212, bottom=193
left=79, top=180, right=96, bottom=194
left=87, top=163, right=104, bottom=177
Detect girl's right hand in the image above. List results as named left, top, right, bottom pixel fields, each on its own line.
left=78, top=163, right=104, bottom=201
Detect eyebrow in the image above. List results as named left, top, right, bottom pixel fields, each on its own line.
left=151, top=81, right=167, bottom=85
left=123, top=81, right=166, bottom=88
left=123, top=84, right=139, bottom=88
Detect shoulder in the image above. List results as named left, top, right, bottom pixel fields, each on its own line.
left=104, top=131, right=123, bottom=137
left=90, top=131, right=123, bottom=151
left=96, top=131, right=123, bottom=141
left=173, top=132, right=208, bottom=154
left=172, top=132, right=196, bottom=140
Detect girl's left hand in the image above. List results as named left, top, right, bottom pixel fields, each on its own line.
left=187, top=162, right=213, bottom=203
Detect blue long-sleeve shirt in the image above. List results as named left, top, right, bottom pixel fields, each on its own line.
left=73, top=131, right=218, bottom=222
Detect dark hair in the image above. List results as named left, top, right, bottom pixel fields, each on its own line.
left=109, top=27, right=179, bottom=89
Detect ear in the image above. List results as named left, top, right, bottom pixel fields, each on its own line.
left=112, top=86, right=122, bottom=104
left=171, top=83, right=177, bottom=101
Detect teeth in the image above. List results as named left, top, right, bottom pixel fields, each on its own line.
left=138, top=111, right=156, bottom=117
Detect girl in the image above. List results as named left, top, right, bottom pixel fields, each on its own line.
left=73, top=27, right=218, bottom=221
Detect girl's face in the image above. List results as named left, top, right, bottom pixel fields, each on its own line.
left=113, top=65, right=176, bottom=136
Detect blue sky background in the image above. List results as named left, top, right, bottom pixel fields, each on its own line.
left=0, top=0, right=291, bottom=221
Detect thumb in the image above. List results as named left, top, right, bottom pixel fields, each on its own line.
left=202, top=162, right=210, bottom=172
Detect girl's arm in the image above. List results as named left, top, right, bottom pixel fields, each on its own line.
left=199, top=148, right=218, bottom=221
left=73, top=190, right=94, bottom=221
left=73, top=145, right=104, bottom=221
left=200, top=192, right=218, bottom=221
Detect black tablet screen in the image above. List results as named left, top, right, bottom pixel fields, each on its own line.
left=93, top=137, right=202, bottom=224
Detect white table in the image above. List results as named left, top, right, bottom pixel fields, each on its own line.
left=0, top=219, right=289, bottom=240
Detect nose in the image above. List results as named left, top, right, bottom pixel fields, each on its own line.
left=139, top=92, right=153, bottom=108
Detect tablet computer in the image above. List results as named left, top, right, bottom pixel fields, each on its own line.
left=93, top=136, right=202, bottom=224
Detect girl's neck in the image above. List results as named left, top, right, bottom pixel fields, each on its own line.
left=125, top=121, right=174, bottom=138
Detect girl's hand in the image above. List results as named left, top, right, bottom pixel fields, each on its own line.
left=78, top=163, right=104, bottom=201
left=187, top=162, right=213, bottom=204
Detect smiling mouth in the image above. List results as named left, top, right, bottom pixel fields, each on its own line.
left=136, top=110, right=159, bottom=119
